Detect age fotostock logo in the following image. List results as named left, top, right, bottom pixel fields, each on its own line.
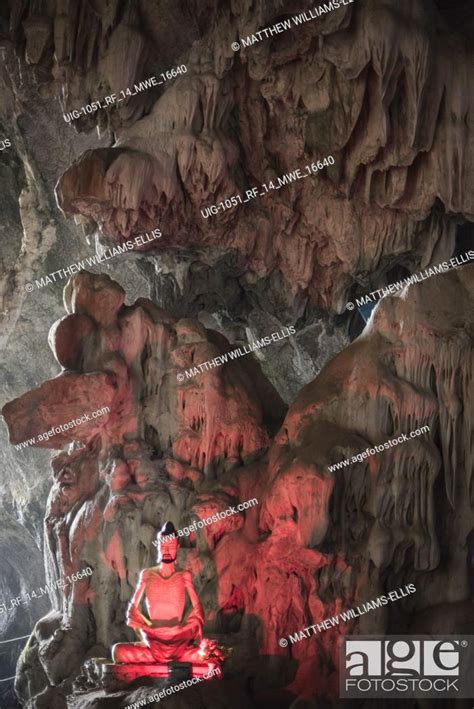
left=340, top=636, right=474, bottom=698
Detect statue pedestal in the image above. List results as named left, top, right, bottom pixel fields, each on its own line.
left=100, top=659, right=221, bottom=688
left=104, top=662, right=170, bottom=683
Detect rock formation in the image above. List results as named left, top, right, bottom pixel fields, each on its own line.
left=0, top=513, right=50, bottom=707
left=3, top=264, right=473, bottom=706
left=52, top=0, right=471, bottom=315
left=0, top=1, right=473, bottom=707
left=7, top=0, right=469, bottom=315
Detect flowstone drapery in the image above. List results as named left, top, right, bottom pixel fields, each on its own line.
left=3, top=266, right=473, bottom=706
left=1, top=2, right=473, bottom=707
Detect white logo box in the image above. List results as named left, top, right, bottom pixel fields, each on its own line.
left=340, top=636, right=474, bottom=699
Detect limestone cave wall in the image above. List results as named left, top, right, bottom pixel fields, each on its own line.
left=0, top=1, right=473, bottom=708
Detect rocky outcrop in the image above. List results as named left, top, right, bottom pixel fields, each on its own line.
left=2, top=271, right=286, bottom=705
left=196, top=263, right=472, bottom=700
left=0, top=513, right=50, bottom=709
left=49, top=0, right=470, bottom=314
left=5, top=2, right=469, bottom=314
left=2, top=265, right=473, bottom=705
left=1, top=1, right=473, bottom=707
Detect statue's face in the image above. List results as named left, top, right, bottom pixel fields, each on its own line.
left=158, top=535, right=179, bottom=564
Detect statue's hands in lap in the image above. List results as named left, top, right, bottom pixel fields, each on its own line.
left=186, top=616, right=203, bottom=642
left=145, top=618, right=202, bottom=642
left=127, top=604, right=151, bottom=630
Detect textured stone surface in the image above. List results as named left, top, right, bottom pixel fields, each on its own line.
left=0, top=512, right=51, bottom=708
left=0, top=43, right=154, bottom=708
left=0, top=272, right=287, bottom=706
left=1, top=266, right=472, bottom=705
left=51, top=0, right=469, bottom=314
left=5, top=1, right=465, bottom=316
left=0, top=1, right=473, bottom=708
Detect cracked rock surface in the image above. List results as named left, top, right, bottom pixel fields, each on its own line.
left=2, top=265, right=473, bottom=706
left=0, top=1, right=473, bottom=707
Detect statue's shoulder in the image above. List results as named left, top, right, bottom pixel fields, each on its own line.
left=144, top=565, right=159, bottom=575
left=139, top=567, right=155, bottom=579
left=179, top=569, right=193, bottom=581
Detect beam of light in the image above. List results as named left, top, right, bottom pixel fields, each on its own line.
left=0, top=633, right=32, bottom=684
left=0, top=633, right=30, bottom=645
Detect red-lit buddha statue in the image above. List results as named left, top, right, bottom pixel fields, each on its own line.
left=110, top=521, right=222, bottom=681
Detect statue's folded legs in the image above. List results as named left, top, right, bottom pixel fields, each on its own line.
left=111, top=521, right=223, bottom=673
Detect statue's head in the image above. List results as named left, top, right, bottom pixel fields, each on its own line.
left=156, top=521, right=179, bottom=564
